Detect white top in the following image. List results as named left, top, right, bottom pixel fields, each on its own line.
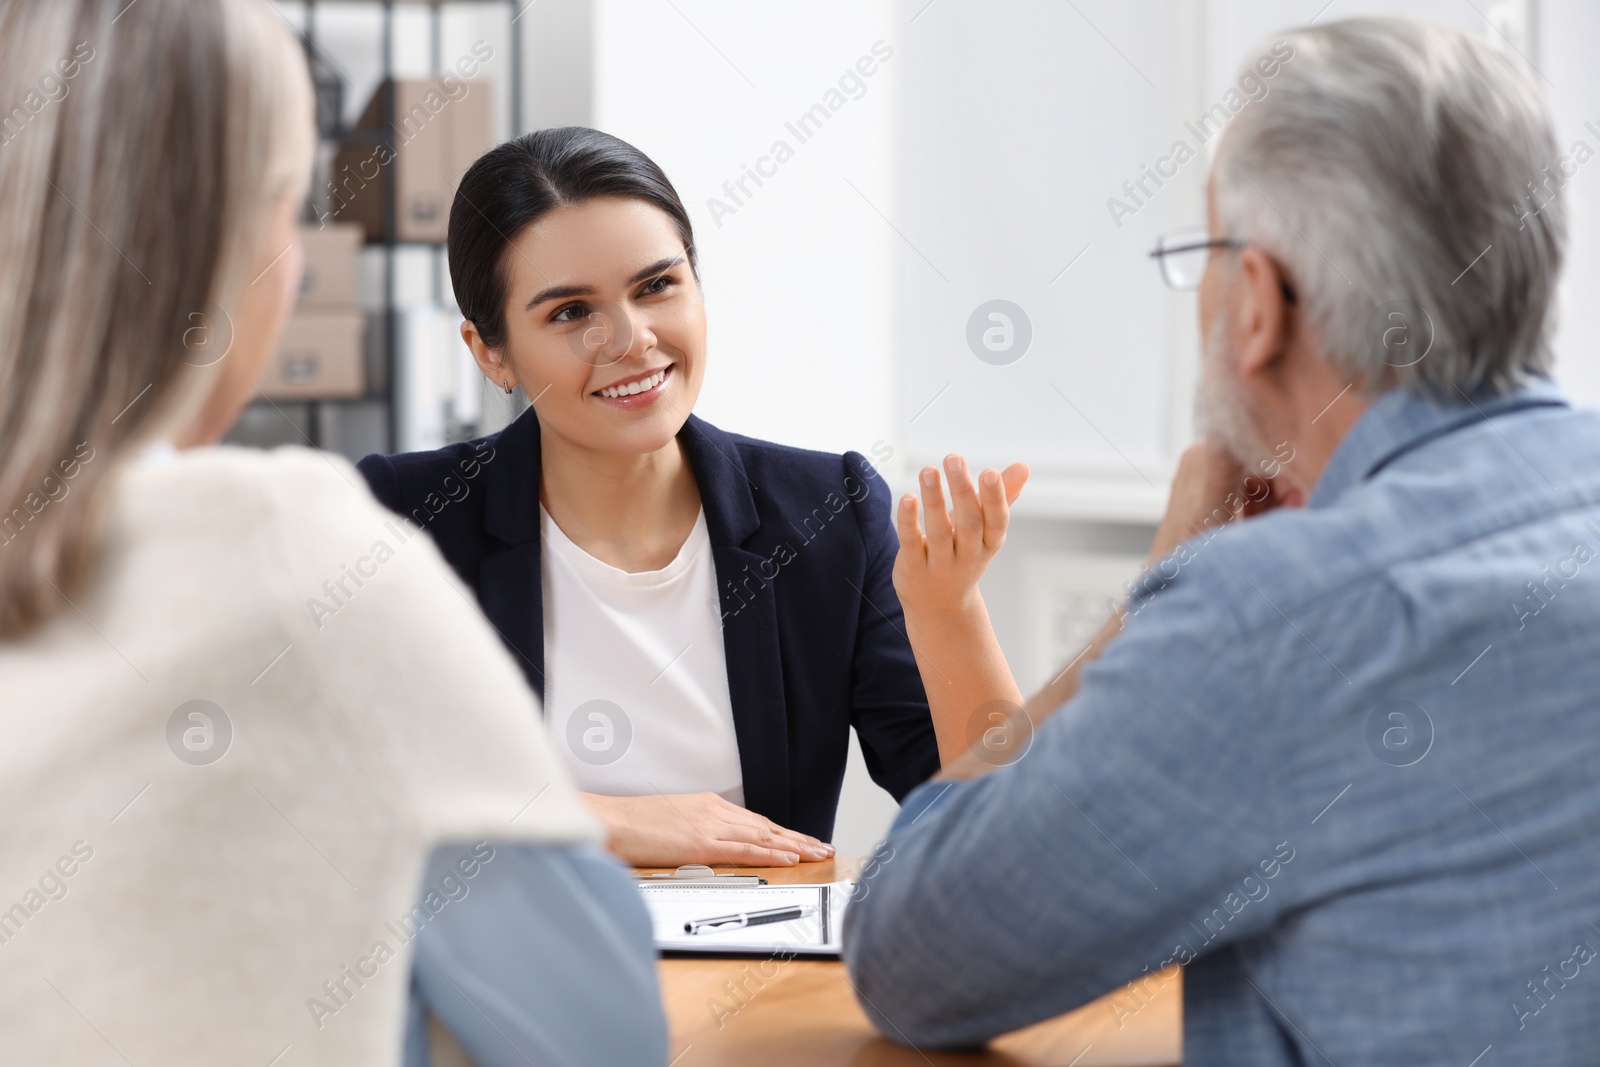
left=541, top=505, right=744, bottom=805
left=0, top=446, right=597, bottom=1066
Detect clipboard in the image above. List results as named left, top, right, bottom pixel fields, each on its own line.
left=637, top=863, right=767, bottom=887
left=637, top=880, right=854, bottom=958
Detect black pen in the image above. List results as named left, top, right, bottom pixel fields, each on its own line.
left=684, top=904, right=817, bottom=935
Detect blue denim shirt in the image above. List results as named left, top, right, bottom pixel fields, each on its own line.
left=843, top=380, right=1600, bottom=1065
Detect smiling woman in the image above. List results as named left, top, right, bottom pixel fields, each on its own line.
left=358, top=127, right=952, bottom=866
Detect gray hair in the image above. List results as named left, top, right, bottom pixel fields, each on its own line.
left=1212, top=16, right=1566, bottom=399
left=0, top=0, right=313, bottom=638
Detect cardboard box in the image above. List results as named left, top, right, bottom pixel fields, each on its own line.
left=296, top=223, right=363, bottom=309
left=260, top=310, right=366, bottom=400
left=329, top=78, right=494, bottom=243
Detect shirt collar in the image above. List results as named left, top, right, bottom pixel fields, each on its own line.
left=1309, top=376, right=1569, bottom=508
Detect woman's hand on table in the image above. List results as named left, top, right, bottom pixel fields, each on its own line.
left=580, top=792, right=834, bottom=867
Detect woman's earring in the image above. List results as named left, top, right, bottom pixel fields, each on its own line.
left=502, top=378, right=514, bottom=395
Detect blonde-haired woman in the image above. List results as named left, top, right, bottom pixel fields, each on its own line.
left=0, top=1, right=664, bottom=1064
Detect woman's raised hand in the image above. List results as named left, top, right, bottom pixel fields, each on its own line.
left=892, top=454, right=1029, bottom=614
left=581, top=792, right=834, bottom=868
left=891, top=454, right=1029, bottom=765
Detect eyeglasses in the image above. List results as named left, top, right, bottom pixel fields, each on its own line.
left=1149, top=226, right=1297, bottom=304
left=1149, top=228, right=1240, bottom=289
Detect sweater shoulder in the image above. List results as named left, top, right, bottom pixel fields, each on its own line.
left=115, top=444, right=416, bottom=579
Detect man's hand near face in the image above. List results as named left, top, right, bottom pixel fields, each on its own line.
left=1149, top=440, right=1303, bottom=563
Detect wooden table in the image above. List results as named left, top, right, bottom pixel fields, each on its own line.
left=646, top=858, right=1180, bottom=1067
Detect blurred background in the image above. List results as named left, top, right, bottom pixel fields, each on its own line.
left=257, top=0, right=1599, bottom=854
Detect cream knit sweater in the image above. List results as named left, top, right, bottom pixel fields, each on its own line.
left=0, top=446, right=598, bottom=1065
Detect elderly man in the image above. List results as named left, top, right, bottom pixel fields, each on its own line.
left=844, top=15, right=1600, bottom=1065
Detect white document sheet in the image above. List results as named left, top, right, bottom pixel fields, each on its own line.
left=637, top=881, right=855, bottom=957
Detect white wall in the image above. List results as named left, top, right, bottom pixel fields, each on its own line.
left=593, top=0, right=900, bottom=459
left=1538, top=0, right=1600, bottom=405
left=895, top=0, right=1202, bottom=522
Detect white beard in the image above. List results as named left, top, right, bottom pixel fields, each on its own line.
left=1195, top=311, right=1278, bottom=472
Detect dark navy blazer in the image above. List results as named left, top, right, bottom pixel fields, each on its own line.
left=356, top=409, right=939, bottom=841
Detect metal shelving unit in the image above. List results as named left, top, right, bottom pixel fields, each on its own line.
left=254, top=0, right=523, bottom=456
